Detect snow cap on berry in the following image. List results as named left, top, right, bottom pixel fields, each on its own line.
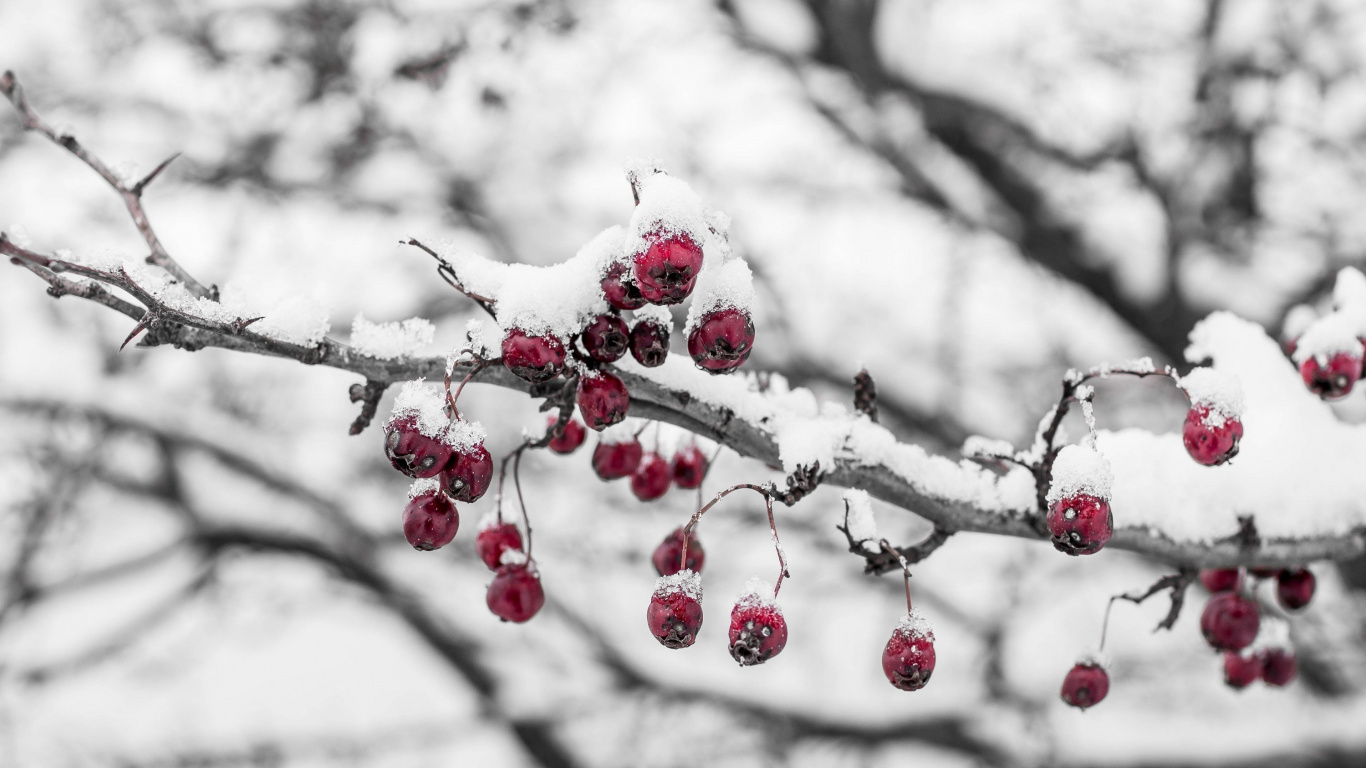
left=654, top=569, right=702, bottom=602
left=842, top=489, right=879, bottom=553
left=1283, top=305, right=1317, bottom=341
left=633, top=303, right=673, bottom=329
left=1046, top=443, right=1114, bottom=506
left=390, top=380, right=450, bottom=439
left=407, top=476, right=442, bottom=499
left=1178, top=367, right=1245, bottom=424
left=736, top=577, right=781, bottom=613
left=499, top=547, right=530, bottom=567
left=685, top=258, right=756, bottom=333
left=1291, top=311, right=1366, bottom=366
left=1076, top=648, right=1111, bottom=669
left=623, top=165, right=710, bottom=256
left=894, top=609, right=934, bottom=642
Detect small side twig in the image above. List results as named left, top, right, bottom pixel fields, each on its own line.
left=404, top=238, right=497, bottom=317
left=348, top=380, right=388, bottom=436
left=1104, top=568, right=1198, bottom=639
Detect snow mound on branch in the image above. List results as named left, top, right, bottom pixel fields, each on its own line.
left=843, top=489, right=878, bottom=552
left=1178, top=367, right=1244, bottom=420
left=1046, top=444, right=1114, bottom=505
left=654, top=570, right=702, bottom=601
left=350, top=314, right=434, bottom=359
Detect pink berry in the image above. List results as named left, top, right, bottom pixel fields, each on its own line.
left=1046, top=493, right=1113, bottom=556
left=647, top=586, right=703, bottom=649
left=1201, top=592, right=1260, bottom=652
left=546, top=416, right=587, bottom=454
left=671, top=443, right=708, bottom=489
left=1200, top=568, right=1240, bottom=593
left=501, top=329, right=566, bottom=384
left=634, top=231, right=704, bottom=305
left=652, top=527, right=705, bottom=576
left=475, top=522, right=523, bottom=571
left=1060, top=662, right=1109, bottom=709
left=728, top=600, right=787, bottom=666
left=1183, top=405, right=1243, bottom=466
left=687, top=307, right=755, bottom=374
left=1223, top=650, right=1263, bottom=689
left=630, top=453, right=672, bottom=501
left=581, top=313, right=630, bottom=363
left=486, top=563, right=545, bottom=623
left=577, top=371, right=630, bottom=431
left=440, top=443, right=493, bottom=503
left=601, top=261, right=647, bottom=310
left=1259, top=648, right=1297, bottom=686
left=1276, top=567, right=1315, bottom=610
left=402, top=491, right=459, bottom=551
left=383, top=415, right=453, bottom=479
left=630, top=318, right=670, bottom=368
left=1299, top=351, right=1361, bottom=400
left=882, top=621, right=935, bottom=692
left=592, top=439, right=643, bottom=480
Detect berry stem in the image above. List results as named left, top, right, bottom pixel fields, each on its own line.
left=1099, top=595, right=1118, bottom=652
left=877, top=540, right=915, bottom=614
left=443, top=357, right=486, bottom=420
left=765, top=494, right=790, bottom=598
left=513, top=448, right=533, bottom=560
left=679, top=482, right=773, bottom=576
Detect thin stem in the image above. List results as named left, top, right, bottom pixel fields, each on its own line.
left=1100, top=596, right=1118, bottom=652
left=443, top=359, right=484, bottom=421
left=679, top=482, right=770, bottom=575
left=765, top=495, right=790, bottom=598
left=514, top=449, right=532, bottom=560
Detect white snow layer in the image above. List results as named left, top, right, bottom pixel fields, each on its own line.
left=736, top=577, right=781, bottom=611
left=1178, top=367, right=1245, bottom=419
left=1292, top=267, right=1366, bottom=363
left=654, top=570, right=702, bottom=601
left=350, top=314, right=434, bottom=360
left=842, top=489, right=879, bottom=552
left=685, top=257, right=756, bottom=331
left=1046, top=443, right=1114, bottom=505
left=623, top=171, right=710, bottom=257
left=895, top=610, right=934, bottom=641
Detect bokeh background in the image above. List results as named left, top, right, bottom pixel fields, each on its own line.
left=3, top=1, right=1366, bottom=766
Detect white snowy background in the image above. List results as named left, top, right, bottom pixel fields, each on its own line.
left=2, top=1, right=1366, bottom=766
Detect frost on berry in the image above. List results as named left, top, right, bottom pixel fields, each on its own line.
left=630, top=315, right=671, bottom=368
left=501, top=328, right=567, bottom=384
left=728, top=581, right=788, bottom=666
left=546, top=415, right=587, bottom=454
left=1199, top=568, right=1240, bottom=593
left=475, top=517, right=524, bottom=571
left=686, top=308, right=755, bottom=374
left=581, top=313, right=630, bottom=363
left=1259, top=647, right=1297, bottom=686
left=630, top=452, right=672, bottom=501
left=671, top=443, right=708, bottom=490
left=882, top=612, right=935, bottom=692
left=1045, top=445, right=1114, bottom=556
left=1200, top=591, right=1260, bottom=652
left=1060, top=661, right=1110, bottom=710
left=486, top=562, right=545, bottom=623
left=1276, top=567, right=1315, bottom=610
left=652, top=527, right=705, bottom=576
left=402, top=488, right=459, bottom=551
left=646, top=570, right=703, bottom=649
left=440, top=442, right=493, bottom=503
left=384, top=382, right=461, bottom=478
left=1292, top=310, right=1364, bottom=400
left=576, top=370, right=630, bottom=431
left=1181, top=402, right=1244, bottom=467
left=592, top=433, right=644, bottom=481
left=1223, top=650, right=1263, bottom=689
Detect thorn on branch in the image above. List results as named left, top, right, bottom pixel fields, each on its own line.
left=348, top=380, right=388, bottom=436
left=131, top=152, right=180, bottom=197
left=230, top=316, right=264, bottom=334
left=120, top=314, right=155, bottom=351
left=853, top=368, right=878, bottom=423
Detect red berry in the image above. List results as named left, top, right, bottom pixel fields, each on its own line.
left=1201, top=592, right=1260, bottom=652
left=486, top=563, right=545, bottom=623
left=1200, top=568, right=1241, bottom=593
left=634, top=231, right=704, bottom=305
left=882, top=615, right=935, bottom=692
left=1299, top=351, right=1361, bottom=400
left=592, top=439, right=643, bottom=480
left=577, top=371, right=630, bottom=431
left=652, top=527, right=705, bottom=576
left=687, top=307, right=754, bottom=374
left=501, top=328, right=566, bottom=384
left=1223, top=650, right=1264, bottom=689
left=728, top=595, right=787, bottom=666
left=1183, top=405, right=1244, bottom=466
left=475, top=521, right=524, bottom=570
left=1060, top=662, right=1110, bottom=709
left=383, top=415, right=453, bottom=479
left=671, top=443, right=708, bottom=489
left=1046, top=493, right=1113, bottom=556
left=581, top=313, right=630, bottom=363
left=602, top=260, right=647, bottom=310
left=1276, top=567, right=1315, bottom=610
left=440, top=443, right=493, bottom=503
left=630, top=453, right=672, bottom=501
left=646, top=574, right=703, bottom=649
left=630, top=318, right=670, bottom=367
left=1259, top=647, right=1297, bottom=686
left=546, top=416, right=587, bottom=454
left=402, top=491, right=459, bottom=551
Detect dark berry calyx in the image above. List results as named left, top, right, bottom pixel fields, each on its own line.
left=634, top=231, right=705, bottom=305
left=486, top=562, right=545, bottom=623
left=501, top=328, right=567, bottom=384
left=1045, top=493, right=1113, bottom=556
left=652, top=527, right=705, bottom=576
left=474, top=521, right=524, bottom=571
left=1276, top=567, right=1315, bottom=610
left=646, top=572, right=703, bottom=649
left=592, top=438, right=644, bottom=480
left=630, top=452, right=672, bottom=501
left=601, top=260, right=647, bottom=311
left=1298, top=351, right=1361, bottom=400
left=581, top=313, right=631, bottom=363
left=687, top=307, right=754, bottom=374
left=402, top=489, right=460, bottom=551
left=1060, top=662, right=1110, bottom=709
left=882, top=613, right=936, bottom=692
left=630, top=318, right=670, bottom=368
left=728, top=592, right=787, bottom=666
left=576, top=371, right=630, bottom=431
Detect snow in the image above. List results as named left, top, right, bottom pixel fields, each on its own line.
left=457, top=318, right=496, bottom=359
left=443, top=418, right=488, bottom=453
left=1178, top=367, right=1245, bottom=420
left=1046, top=443, right=1115, bottom=505
left=622, top=169, right=710, bottom=257
left=962, top=435, right=1016, bottom=459
left=632, top=302, right=673, bottom=329
left=1282, top=304, right=1317, bottom=340
left=1291, top=267, right=1366, bottom=363
left=1077, top=648, right=1111, bottom=668
left=685, top=257, right=756, bottom=331
left=1248, top=615, right=1292, bottom=654
left=1332, top=266, right=1366, bottom=310
left=499, top=548, right=529, bottom=567
left=349, top=313, right=435, bottom=360
left=653, top=569, right=702, bottom=602
left=597, top=419, right=642, bottom=446
left=389, top=380, right=449, bottom=438
left=407, top=477, right=441, bottom=499
left=842, top=489, right=879, bottom=552
left=894, top=609, right=934, bottom=642
left=735, top=577, right=781, bottom=610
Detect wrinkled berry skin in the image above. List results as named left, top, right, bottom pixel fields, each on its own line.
left=440, top=444, right=493, bottom=503
left=728, top=602, right=788, bottom=666
left=1223, top=651, right=1263, bottom=689
left=1046, top=493, right=1113, bottom=556
left=577, top=372, right=630, bottom=431
left=1060, top=663, right=1109, bottom=709
left=1200, top=568, right=1241, bottom=593
left=1276, top=567, right=1316, bottom=610
left=402, top=491, right=459, bottom=551
left=592, top=439, right=644, bottom=480
left=1201, top=592, right=1260, bottom=652
left=602, top=261, right=647, bottom=310
left=1260, top=648, right=1297, bottom=686
left=882, top=628, right=935, bottom=692
left=1183, top=406, right=1244, bottom=466
left=630, top=319, right=670, bottom=368
left=546, top=416, right=587, bottom=454
left=581, top=314, right=631, bottom=363
left=647, top=589, right=703, bottom=649
left=652, top=528, right=705, bottom=576
left=501, top=329, right=566, bottom=384
left=486, top=564, right=545, bottom=623
left=1299, top=351, right=1361, bottom=400
left=631, top=453, right=672, bottom=501
left=475, top=522, right=523, bottom=570
left=634, top=232, right=704, bottom=305
left=671, top=444, right=708, bottom=489
left=384, top=416, right=453, bottom=479
left=687, top=308, right=755, bottom=374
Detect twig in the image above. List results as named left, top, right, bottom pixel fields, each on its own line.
left=404, top=238, right=496, bottom=316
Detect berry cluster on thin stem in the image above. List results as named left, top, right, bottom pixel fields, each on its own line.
left=682, top=482, right=790, bottom=596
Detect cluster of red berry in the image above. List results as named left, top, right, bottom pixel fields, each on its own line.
left=1199, top=566, right=1312, bottom=689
